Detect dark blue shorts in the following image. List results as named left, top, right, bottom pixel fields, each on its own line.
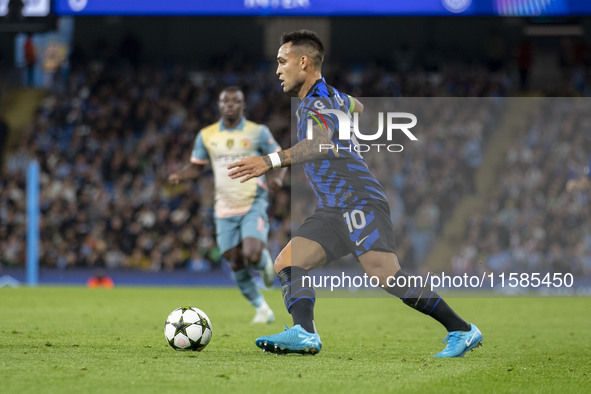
left=294, top=200, right=396, bottom=263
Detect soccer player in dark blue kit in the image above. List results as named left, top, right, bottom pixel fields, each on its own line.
left=228, top=30, right=482, bottom=357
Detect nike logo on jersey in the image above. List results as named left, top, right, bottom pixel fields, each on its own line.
left=355, top=235, right=370, bottom=247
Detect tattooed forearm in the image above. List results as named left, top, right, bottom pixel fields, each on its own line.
left=278, top=125, right=333, bottom=166
left=262, top=155, right=272, bottom=169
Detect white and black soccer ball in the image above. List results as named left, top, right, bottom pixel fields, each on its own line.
left=164, top=307, right=212, bottom=351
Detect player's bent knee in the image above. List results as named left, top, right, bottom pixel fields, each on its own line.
left=274, top=248, right=290, bottom=274
left=224, top=249, right=245, bottom=272
left=274, top=238, right=327, bottom=274
left=244, top=250, right=262, bottom=265
left=290, top=237, right=327, bottom=270
left=359, top=251, right=401, bottom=280
left=242, top=238, right=264, bottom=266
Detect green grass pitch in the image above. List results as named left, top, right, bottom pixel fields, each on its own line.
left=1, top=287, right=589, bottom=393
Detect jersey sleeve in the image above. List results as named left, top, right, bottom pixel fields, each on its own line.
left=190, top=132, right=210, bottom=164
left=342, top=93, right=354, bottom=114
left=258, top=125, right=281, bottom=154
left=300, top=96, right=351, bottom=141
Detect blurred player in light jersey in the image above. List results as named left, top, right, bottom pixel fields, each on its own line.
left=169, top=86, right=285, bottom=324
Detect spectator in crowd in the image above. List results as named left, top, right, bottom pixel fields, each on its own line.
left=24, top=33, right=37, bottom=87
left=0, top=115, right=8, bottom=171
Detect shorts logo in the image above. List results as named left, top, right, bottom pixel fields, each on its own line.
left=241, top=139, right=251, bottom=149
left=355, top=235, right=370, bottom=247
left=257, top=217, right=265, bottom=233
left=226, top=139, right=234, bottom=149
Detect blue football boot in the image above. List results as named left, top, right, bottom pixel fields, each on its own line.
left=434, top=323, right=483, bottom=358
left=256, top=324, right=322, bottom=355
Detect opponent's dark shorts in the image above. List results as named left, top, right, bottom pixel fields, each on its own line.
left=294, top=199, right=396, bottom=263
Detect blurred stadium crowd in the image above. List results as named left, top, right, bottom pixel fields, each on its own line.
left=1, top=36, right=591, bottom=276
left=452, top=99, right=591, bottom=277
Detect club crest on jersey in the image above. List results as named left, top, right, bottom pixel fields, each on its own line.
left=226, top=139, right=234, bottom=149
left=241, top=139, right=251, bottom=149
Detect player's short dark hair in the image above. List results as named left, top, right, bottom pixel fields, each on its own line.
left=219, top=86, right=245, bottom=101
left=280, top=30, right=324, bottom=67
left=221, top=86, right=243, bottom=95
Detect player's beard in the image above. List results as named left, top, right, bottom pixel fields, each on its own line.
left=284, top=84, right=301, bottom=97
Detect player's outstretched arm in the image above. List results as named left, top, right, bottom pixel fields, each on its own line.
left=228, top=123, right=333, bottom=183
left=168, top=163, right=204, bottom=184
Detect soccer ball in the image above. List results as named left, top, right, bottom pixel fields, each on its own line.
left=164, top=307, right=212, bottom=351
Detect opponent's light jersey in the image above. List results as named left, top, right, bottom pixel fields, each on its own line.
left=191, top=117, right=280, bottom=218
left=296, top=78, right=387, bottom=208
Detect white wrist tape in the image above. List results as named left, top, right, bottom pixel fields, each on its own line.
left=268, top=152, right=282, bottom=169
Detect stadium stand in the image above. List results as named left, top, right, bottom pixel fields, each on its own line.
left=450, top=98, right=591, bottom=277
left=1, top=56, right=508, bottom=273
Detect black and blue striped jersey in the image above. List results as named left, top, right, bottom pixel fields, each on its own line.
left=296, top=78, right=388, bottom=208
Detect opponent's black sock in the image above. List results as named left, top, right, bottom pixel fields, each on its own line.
left=278, top=266, right=316, bottom=333
left=385, top=269, right=470, bottom=332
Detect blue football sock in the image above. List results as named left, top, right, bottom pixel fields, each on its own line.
left=255, top=248, right=272, bottom=271
left=386, top=269, right=469, bottom=332
left=278, top=266, right=316, bottom=333
left=230, top=267, right=264, bottom=308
